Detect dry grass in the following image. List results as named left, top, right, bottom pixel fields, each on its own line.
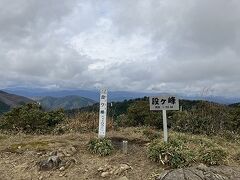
left=0, top=128, right=161, bottom=180
left=0, top=127, right=239, bottom=179
left=166, top=131, right=240, bottom=166
left=55, top=112, right=114, bottom=133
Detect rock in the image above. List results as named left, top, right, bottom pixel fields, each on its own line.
left=116, top=176, right=129, bottom=180
left=49, top=151, right=57, bottom=156
left=196, top=163, right=208, bottom=171
left=37, top=152, right=43, bottom=156
left=38, top=159, right=52, bottom=171
left=98, top=167, right=104, bottom=171
left=114, top=164, right=132, bottom=175
left=101, top=171, right=111, bottom=178
left=155, top=165, right=240, bottom=180
left=99, top=164, right=112, bottom=172
left=120, top=164, right=131, bottom=171
left=59, top=166, right=65, bottom=171
left=48, top=155, right=61, bottom=167
left=114, top=168, right=122, bottom=175
left=38, top=176, right=43, bottom=180
left=38, top=155, right=61, bottom=171
left=57, top=152, right=65, bottom=158
left=110, top=166, right=118, bottom=174
left=57, top=148, right=69, bottom=157
left=69, top=146, right=77, bottom=154
left=98, top=164, right=132, bottom=177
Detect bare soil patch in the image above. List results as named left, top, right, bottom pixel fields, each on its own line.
left=0, top=128, right=162, bottom=180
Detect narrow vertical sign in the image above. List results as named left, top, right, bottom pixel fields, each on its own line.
left=98, top=89, right=108, bottom=138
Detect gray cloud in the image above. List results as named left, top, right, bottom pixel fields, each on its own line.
left=0, top=0, right=240, bottom=96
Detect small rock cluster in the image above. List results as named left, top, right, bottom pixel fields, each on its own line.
left=98, top=163, right=132, bottom=178
left=37, top=146, right=77, bottom=172
left=57, top=146, right=77, bottom=157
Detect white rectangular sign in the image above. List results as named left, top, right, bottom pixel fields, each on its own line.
left=149, top=96, right=179, bottom=111
left=98, top=89, right=108, bottom=138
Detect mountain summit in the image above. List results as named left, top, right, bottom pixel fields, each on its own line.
left=0, top=90, right=34, bottom=114
left=38, top=95, right=96, bottom=110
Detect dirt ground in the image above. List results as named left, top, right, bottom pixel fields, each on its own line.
left=0, top=128, right=163, bottom=180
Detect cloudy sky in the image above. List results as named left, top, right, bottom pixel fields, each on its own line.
left=0, top=0, right=240, bottom=97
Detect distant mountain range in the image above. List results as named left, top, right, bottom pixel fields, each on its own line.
left=0, top=90, right=34, bottom=114
left=38, top=96, right=96, bottom=110
left=3, top=87, right=150, bottom=102
left=0, top=90, right=97, bottom=113
left=4, top=87, right=240, bottom=104
left=0, top=88, right=239, bottom=115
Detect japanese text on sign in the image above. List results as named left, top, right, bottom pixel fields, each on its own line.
left=150, top=96, right=179, bottom=111
left=98, top=89, right=108, bottom=138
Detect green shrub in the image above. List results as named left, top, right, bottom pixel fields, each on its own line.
left=199, top=147, right=228, bottom=166
left=147, top=133, right=228, bottom=168
left=147, top=139, right=193, bottom=168
left=87, top=138, right=114, bottom=156
left=0, top=103, right=65, bottom=134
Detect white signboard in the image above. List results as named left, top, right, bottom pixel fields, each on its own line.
left=149, top=96, right=179, bottom=111
left=149, top=96, right=179, bottom=143
left=98, top=89, right=108, bottom=138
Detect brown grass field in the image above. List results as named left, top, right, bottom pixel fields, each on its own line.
left=0, top=127, right=240, bottom=180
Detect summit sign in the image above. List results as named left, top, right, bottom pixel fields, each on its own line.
left=150, top=96, right=179, bottom=111
left=149, top=95, right=179, bottom=142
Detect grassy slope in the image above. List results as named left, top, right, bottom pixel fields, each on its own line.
left=0, top=127, right=239, bottom=179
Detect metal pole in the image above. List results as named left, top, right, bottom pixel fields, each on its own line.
left=162, top=110, right=168, bottom=142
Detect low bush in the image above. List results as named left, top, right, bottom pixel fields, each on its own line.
left=172, top=102, right=229, bottom=135
left=148, top=139, right=194, bottom=168
left=127, top=101, right=163, bottom=128
left=0, top=103, right=65, bottom=134
left=200, top=148, right=227, bottom=166
left=147, top=132, right=228, bottom=168
left=87, top=138, right=114, bottom=156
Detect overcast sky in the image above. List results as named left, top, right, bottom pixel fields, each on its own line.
left=0, top=0, right=240, bottom=96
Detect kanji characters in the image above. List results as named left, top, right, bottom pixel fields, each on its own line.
left=168, top=96, right=176, bottom=104
left=161, top=99, right=166, bottom=105
left=152, top=97, right=159, bottom=105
